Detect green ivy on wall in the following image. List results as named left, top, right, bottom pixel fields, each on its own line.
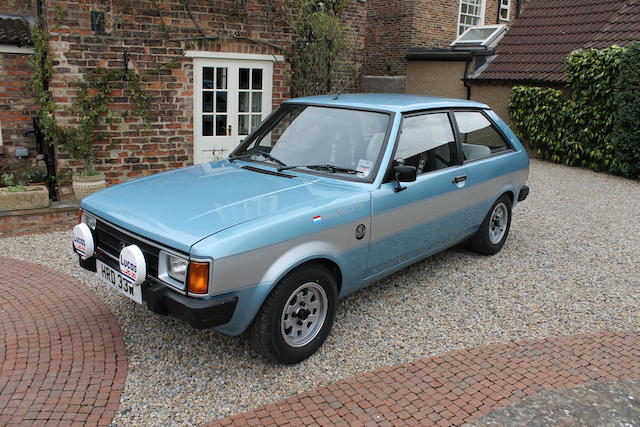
left=509, top=45, right=639, bottom=179
left=29, top=20, right=174, bottom=176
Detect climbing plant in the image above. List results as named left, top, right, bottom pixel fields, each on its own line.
left=29, top=20, right=169, bottom=175
left=285, top=0, right=359, bottom=97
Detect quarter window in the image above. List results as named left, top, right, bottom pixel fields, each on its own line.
left=395, top=113, right=457, bottom=175
left=458, top=0, right=485, bottom=35
left=454, top=111, right=510, bottom=161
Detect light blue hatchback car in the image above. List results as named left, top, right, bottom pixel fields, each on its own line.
left=73, top=94, right=529, bottom=364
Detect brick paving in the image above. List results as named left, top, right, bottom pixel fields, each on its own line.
left=0, top=257, right=127, bottom=426
left=209, top=331, right=640, bottom=426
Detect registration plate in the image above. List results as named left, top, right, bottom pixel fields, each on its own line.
left=96, top=260, right=143, bottom=304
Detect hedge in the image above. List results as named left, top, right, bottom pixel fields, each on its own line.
left=509, top=44, right=640, bottom=179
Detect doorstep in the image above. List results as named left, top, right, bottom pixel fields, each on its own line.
left=0, top=200, right=79, bottom=236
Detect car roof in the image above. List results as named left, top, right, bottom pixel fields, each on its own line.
left=284, top=93, right=489, bottom=113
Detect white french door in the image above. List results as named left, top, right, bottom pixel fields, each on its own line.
left=193, top=58, right=273, bottom=163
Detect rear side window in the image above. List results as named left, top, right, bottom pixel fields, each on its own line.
left=394, top=112, right=457, bottom=175
left=454, top=111, right=510, bottom=162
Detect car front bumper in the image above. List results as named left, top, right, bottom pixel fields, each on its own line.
left=78, top=256, right=237, bottom=330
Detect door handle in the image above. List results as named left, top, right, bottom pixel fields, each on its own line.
left=453, top=175, right=467, bottom=184
left=227, top=125, right=232, bottom=136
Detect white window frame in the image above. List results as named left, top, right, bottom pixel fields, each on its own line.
left=500, top=0, right=511, bottom=21
left=458, top=0, right=486, bottom=36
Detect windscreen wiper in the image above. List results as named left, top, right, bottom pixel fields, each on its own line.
left=277, top=164, right=359, bottom=174
left=229, top=150, right=287, bottom=167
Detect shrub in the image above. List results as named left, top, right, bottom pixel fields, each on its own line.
left=612, top=42, right=640, bottom=179
left=509, top=46, right=640, bottom=178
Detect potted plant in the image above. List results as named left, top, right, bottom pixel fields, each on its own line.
left=0, top=173, right=49, bottom=212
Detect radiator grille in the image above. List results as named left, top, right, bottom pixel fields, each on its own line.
left=94, top=220, right=161, bottom=279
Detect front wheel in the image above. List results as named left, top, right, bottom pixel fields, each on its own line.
left=468, top=194, right=512, bottom=255
left=250, top=263, right=337, bottom=364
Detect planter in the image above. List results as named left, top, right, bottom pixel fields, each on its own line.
left=0, top=185, right=50, bottom=212
left=72, top=172, right=106, bottom=200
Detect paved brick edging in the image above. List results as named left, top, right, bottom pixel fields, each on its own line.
left=209, top=331, right=640, bottom=426
left=0, top=257, right=127, bottom=426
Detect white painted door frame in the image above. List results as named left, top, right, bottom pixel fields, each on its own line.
left=190, top=52, right=280, bottom=164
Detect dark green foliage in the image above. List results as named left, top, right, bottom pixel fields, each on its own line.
left=285, top=0, right=358, bottom=97
left=509, top=46, right=640, bottom=179
left=612, top=42, right=640, bottom=178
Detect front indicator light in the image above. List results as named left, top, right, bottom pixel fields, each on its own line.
left=187, top=261, right=209, bottom=294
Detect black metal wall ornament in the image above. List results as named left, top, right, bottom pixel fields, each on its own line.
left=90, top=11, right=105, bottom=34
left=123, top=48, right=130, bottom=72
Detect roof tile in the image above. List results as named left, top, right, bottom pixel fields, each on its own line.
left=0, top=16, right=31, bottom=46
left=473, top=0, right=640, bottom=83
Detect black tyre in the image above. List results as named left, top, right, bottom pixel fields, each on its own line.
left=468, top=194, right=512, bottom=255
left=250, top=263, right=337, bottom=364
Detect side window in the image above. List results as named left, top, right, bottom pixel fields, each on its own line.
left=394, top=113, right=457, bottom=175
left=454, top=111, right=510, bottom=162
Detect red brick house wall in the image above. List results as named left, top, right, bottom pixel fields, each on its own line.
left=0, top=0, right=37, bottom=164
left=41, top=0, right=367, bottom=190
left=365, top=0, right=520, bottom=76
left=0, top=50, right=37, bottom=162
left=0, top=0, right=34, bottom=15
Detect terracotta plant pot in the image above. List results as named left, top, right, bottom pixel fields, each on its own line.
left=0, top=185, right=50, bottom=212
left=72, top=172, right=107, bottom=200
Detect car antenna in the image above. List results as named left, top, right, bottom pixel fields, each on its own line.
left=332, top=81, right=351, bottom=100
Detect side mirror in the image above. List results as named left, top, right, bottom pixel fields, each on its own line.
left=392, top=164, right=416, bottom=192
left=394, top=165, right=417, bottom=182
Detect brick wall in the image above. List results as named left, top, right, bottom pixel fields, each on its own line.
left=0, top=52, right=37, bottom=163
left=43, top=0, right=367, bottom=188
left=0, top=0, right=35, bottom=16
left=365, top=0, right=519, bottom=76
left=0, top=0, right=37, bottom=164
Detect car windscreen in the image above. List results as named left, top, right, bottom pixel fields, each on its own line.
left=232, top=104, right=390, bottom=180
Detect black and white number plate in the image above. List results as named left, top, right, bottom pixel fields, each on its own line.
left=96, top=260, right=143, bottom=304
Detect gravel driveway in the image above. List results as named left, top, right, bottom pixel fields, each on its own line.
left=1, top=159, right=638, bottom=426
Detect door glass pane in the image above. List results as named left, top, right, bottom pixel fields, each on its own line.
left=239, top=92, right=250, bottom=113
left=216, top=92, right=227, bottom=113
left=203, top=115, right=214, bottom=136
left=251, top=92, right=262, bottom=112
left=215, top=115, right=227, bottom=136
left=203, top=92, right=214, bottom=113
left=251, top=69, right=263, bottom=90
left=203, top=67, right=214, bottom=89
left=395, top=113, right=456, bottom=174
left=251, top=114, right=261, bottom=131
left=454, top=111, right=510, bottom=161
left=238, top=115, right=249, bottom=135
left=239, top=68, right=250, bottom=89
left=216, top=68, right=227, bottom=89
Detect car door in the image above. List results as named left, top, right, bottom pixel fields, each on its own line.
left=366, top=110, right=469, bottom=278
left=452, top=110, right=517, bottom=234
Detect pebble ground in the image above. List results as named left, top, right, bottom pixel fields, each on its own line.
left=0, top=160, right=638, bottom=426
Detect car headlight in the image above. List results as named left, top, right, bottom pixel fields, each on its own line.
left=167, top=254, right=188, bottom=282
left=80, top=211, right=97, bottom=229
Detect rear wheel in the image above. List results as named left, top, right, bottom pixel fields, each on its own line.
left=250, top=263, right=337, bottom=364
left=468, top=194, right=512, bottom=255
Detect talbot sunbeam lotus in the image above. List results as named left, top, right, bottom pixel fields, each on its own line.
left=72, top=94, right=530, bottom=364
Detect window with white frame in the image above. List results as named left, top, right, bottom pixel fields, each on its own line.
left=500, top=0, right=511, bottom=21
left=458, top=0, right=485, bottom=35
